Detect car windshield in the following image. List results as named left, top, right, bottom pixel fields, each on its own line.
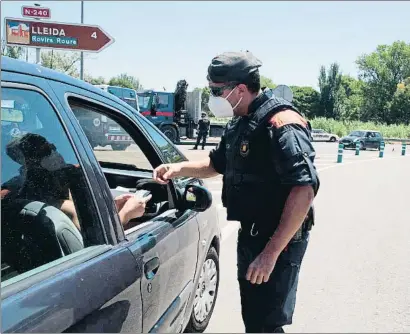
left=137, top=94, right=151, bottom=111
left=123, top=98, right=138, bottom=110
left=349, top=131, right=365, bottom=137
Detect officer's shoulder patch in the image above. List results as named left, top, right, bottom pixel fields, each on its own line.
left=269, top=109, right=307, bottom=129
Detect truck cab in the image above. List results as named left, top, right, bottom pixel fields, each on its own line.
left=137, top=90, right=195, bottom=143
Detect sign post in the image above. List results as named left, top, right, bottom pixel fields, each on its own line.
left=4, top=17, right=114, bottom=53
left=22, top=4, right=51, bottom=64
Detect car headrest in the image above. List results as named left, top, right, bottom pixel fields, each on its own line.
left=6, top=133, right=56, bottom=166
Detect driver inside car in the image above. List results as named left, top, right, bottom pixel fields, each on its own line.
left=1, top=132, right=152, bottom=230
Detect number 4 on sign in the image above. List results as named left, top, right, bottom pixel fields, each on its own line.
left=91, top=32, right=97, bottom=39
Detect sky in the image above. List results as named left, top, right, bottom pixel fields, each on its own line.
left=2, top=1, right=410, bottom=91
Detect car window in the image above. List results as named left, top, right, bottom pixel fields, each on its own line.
left=1, top=87, right=104, bottom=285
left=157, top=93, right=170, bottom=109
left=137, top=116, right=190, bottom=185
left=107, top=86, right=123, bottom=98
left=138, top=115, right=186, bottom=165
left=69, top=100, right=153, bottom=171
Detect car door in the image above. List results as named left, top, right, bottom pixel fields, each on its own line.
left=0, top=75, right=147, bottom=333
left=136, top=116, right=202, bottom=330
left=365, top=131, right=378, bottom=148
left=51, top=85, right=199, bottom=333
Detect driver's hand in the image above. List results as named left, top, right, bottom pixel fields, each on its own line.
left=153, top=163, right=181, bottom=184
left=114, top=193, right=134, bottom=212
left=118, top=194, right=152, bottom=225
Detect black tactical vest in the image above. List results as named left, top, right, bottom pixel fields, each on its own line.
left=221, top=92, right=305, bottom=231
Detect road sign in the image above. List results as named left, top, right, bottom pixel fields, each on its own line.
left=22, top=6, right=51, bottom=19
left=4, top=17, right=114, bottom=53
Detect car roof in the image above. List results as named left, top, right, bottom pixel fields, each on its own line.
left=1, top=56, right=138, bottom=116
left=353, top=129, right=381, bottom=133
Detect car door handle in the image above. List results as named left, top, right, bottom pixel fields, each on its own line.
left=144, top=257, right=160, bottom=279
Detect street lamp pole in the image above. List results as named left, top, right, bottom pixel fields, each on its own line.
left=80, top=0, right=84, bottom=80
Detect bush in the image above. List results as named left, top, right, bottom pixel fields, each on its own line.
left=310, top=117, right=410, bottom=139
left=210, top=116, right=410, bottom=139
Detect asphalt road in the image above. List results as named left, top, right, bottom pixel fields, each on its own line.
left=178, top=142, right=410, bottom=333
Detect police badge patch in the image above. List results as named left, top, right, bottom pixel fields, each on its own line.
left=239, top=140, right=250, bottom=157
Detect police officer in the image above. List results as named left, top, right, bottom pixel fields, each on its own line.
left=153, top=51, right=320, bottom=333
left=194, top=111, right=210, bottom=150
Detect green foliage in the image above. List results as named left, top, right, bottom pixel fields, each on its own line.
left=290, top=86, right=321, bottom=118
left=201, top=87, right=212, bottom=115
left=318, top=62, right=342, bottom=119
left=356, top=41, right=410, bottom=123
left=108, top=73, right=143, bottom=91
left=310, top=117, right=410, bottom=139
left=388, top=82, right=410, bottom=125
left=84, top=75, right=106, bottom=85
left=1, top=39, right=24, bottom=59
left=41, top=50, right=81, bottom=77
left=260, top=75, right=277, bottom=89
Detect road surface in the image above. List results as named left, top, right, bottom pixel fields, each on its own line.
left=178, top=142, right=410, bottom=333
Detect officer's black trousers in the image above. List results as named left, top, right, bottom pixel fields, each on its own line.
left=194, top=131, right=208, bottom=149
left=237, top=227, right=309, bottom=333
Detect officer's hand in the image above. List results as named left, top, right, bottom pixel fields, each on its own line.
left=246, top=251, right=278, bottom=284
left=153, top=163, right=181, bottom=185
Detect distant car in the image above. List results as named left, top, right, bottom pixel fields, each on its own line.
left=311, top=128, right=339, bottom=142
left=1, top=57, right=221, bottom=333
left=339, top=130, right=384, bottom=150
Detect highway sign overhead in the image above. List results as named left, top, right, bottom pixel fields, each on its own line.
left=4, top=17, right=114, bottom=53
left=22, top=6, right=51, bottom=19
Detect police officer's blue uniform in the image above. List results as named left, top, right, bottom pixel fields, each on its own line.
left=194, top=113, right=210, bottom=150
left=208, top=53, right=320, bottom=333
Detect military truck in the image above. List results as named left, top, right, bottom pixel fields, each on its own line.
left=137, top=80, right=224, bottom=143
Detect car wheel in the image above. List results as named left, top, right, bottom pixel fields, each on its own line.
left=161, top=125, right=178, bottom=143
left=185, top=247, right=219, bottom=333
left=329, top=137, right=336, bottom=142
left=359, top=141, right=365, bottom=150
left=111, top=144, right=128, bottom=151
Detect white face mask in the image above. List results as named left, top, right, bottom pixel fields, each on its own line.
left=208, top=87, right=243, bottom=118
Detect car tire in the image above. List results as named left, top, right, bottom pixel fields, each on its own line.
left=359, top=141, right=365, bottom=150
left=111, top=144, right=129, bottom=151
left=185, top=247, right=219, bottom=333
left=329, top=137, right=336, bottom=142
left=161, top=125, right=178, bottom=143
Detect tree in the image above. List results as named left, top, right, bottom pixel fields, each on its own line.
left=41, top=50, right=81, bottom=77
left=201, top=87, right=211, bottom=114
left=1, top=39, right=24, bottom=59
left=333, top=75, right=365, bottom=121
left=260, top=75, right=277, bottom=89
left=318, top=62, right=343, bottom=119
left=290, top=86, right=321, bottom=119
left=388, top=79, right=410, bottom=125
left=356, top=41, right=410, bottom=123
left=84, top=74, right=106, bottom=85
left=108, top=73, right=142, bottom=91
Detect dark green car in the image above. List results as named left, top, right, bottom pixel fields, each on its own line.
left=339, top=130, right=384, bottom=150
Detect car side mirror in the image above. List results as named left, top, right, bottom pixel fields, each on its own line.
left=182, top=184, right=212, bottom=212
